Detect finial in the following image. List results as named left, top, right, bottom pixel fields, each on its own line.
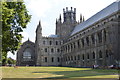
left=28, top=38, right=29, bottom=41
left=36, top=20, right=42, bottom=33
left=80, top=14, right=82, bottom=23
left=66, top=7, right=68, bottom=11
left=74, top=8, right=76, bottom=13
left=83, top=16, right=85, bottom=22
left=39, top=20, right=41, bottom=26
left=71, top=7, right=73, bottom=11
left=37, top=20, right=42, bottom=30
left=59, top=14, right=62, bottom=21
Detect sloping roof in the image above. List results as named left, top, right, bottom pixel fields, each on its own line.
left=48, top=34, right=59, bottom=38
left=71, top=1, right=120, bottom=36
left=22, top=39, right=35, bottom=45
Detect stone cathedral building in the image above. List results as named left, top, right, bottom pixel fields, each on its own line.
left=17, top=1, right=120, bottom=67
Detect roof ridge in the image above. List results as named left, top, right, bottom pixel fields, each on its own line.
left=71, top=1, right=120, bottom=36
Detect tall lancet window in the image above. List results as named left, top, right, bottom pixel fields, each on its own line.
left=98, top=31, right=102, bottom=43
left=23, top=48, right=32, bottom=61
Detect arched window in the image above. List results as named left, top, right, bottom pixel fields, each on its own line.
left=49, top=41, right=52, bottom=45
left=51, top=57, right=54, bottom=62
left=56, top=41, right=58, bottom=45
left=78, top=55, right=80, bottom=60
left=93, top=52, right=95, bottom=59
left=74, top=56, right=76, bottom=60
left=87, top=53, right=89, bottom=59
left=86, top=37, right=89, bottom=46
left=23, top=48, right=32, bottom=61
left=68, top=45, right=70, bottom=51
left=73, top=42, right=76, bottom=48
left=57, top=57, right=60, bottom=62
left=99, top=50, right=103, bottom=58
left=104, top=29, right=107, bottom=42
left=71, top=56, right=73, bottom=60
left=91, top=34, right=95, bottom=44
left=98, top=31, right=102, bottom=43
left=57, top=49, right=60, bottom=52
left=45, top=57, right=47, bottom=62
left=81, top=39, right=84, bottom=47
left=51, top=48, right=54, bottom=53
left=71, top=44, right=73, bottom=51
left=45, top=48, right=47, bottom=52
left=68, top=56, right=70, bottom=61
left=77, top=40, right=80, bottom=48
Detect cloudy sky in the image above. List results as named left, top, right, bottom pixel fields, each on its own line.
left=8, top=0, right=116, bottom=59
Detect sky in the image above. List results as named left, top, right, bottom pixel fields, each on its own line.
left=7, top=0, right=116, bottom=60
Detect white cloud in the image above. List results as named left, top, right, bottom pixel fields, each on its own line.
left=7, top=52, right=16, bottom=60
left=24, top=0, right=52, bottom=18
left=21, top=31, right=29, bottom=43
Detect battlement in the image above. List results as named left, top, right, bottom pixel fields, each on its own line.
left=63, top=7, right=76, bottom=13
left=63, top=7, right=76, bottom=23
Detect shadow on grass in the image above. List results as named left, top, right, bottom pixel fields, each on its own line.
left=2, top=69, right=118, bottom=80
left=32, top=69, right=117, bottom=79
left=32, top=69, right=91, bottom=73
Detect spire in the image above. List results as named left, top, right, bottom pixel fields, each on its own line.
left=36, top=20, right=42, bottom=33
left=59, top=14, right=62, bottom=22
left=63, top=8, right=65, bottom=13
left=83, top=16, right=85, bottom=22
left=28, top=38, right=29, bottom=41
left=74, top=8, right=76, bottom=13
left=71, top=7, right=73, bottom=11
left=80, top=14, right=82, bottom=23
left=38, top=20, right=42, bottom=30
left=38, top=20, right=41, bottom=27
left=66, top=7, right=68, bottom=11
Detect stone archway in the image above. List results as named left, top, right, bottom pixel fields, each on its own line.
left=17, top=40, right=36, bottom=66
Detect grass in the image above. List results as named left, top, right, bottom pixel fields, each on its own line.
left=1, top=66, right=119, bottom=79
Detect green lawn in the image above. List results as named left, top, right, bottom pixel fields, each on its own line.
left=1, top=67, right=119, bottom=79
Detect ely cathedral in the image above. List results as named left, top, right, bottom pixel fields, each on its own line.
left=17, top=1, right=120, bottom=67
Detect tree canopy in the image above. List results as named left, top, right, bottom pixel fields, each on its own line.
left=7, top=57, right=16, bottom=65
left=2, top=1, right=31, bottom=65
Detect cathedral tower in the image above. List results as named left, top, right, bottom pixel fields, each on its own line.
left=56, top=7, right=78, bottom=39
left=35, top=21, right=42, bottom=66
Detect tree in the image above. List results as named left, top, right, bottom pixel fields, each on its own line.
left=7, top=57, right=16, bottom=65
left=2, top=1, right=31, bottom=65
